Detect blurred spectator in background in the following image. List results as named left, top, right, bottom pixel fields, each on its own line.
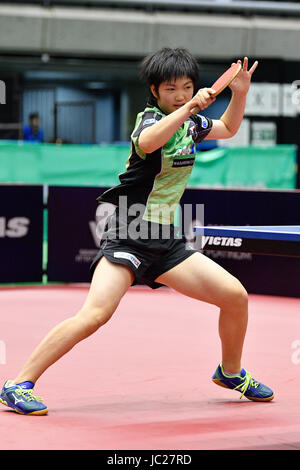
left=23, top=112, right=44, bottom=142
left=49, top=137, right=73, bottom=145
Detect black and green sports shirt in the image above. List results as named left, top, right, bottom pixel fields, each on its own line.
left=97, top=102, right=213, bottom=224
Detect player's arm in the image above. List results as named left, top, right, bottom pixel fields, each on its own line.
left=205, top=57, right=258, bottom=141
left=138, top=88, right=215, bottom=154
left=205, top=91, right=247, bottom=140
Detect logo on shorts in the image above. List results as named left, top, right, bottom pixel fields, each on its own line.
left=114, top=252, right=141, bottom=269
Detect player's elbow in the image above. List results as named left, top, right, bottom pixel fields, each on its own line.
left=138, top=136, right=156, bottom=154
left=227, top=128, right=238, bottom=139
left=138, top=141, right=152, bottom=154
left=222, top=124, right=237, bottom=140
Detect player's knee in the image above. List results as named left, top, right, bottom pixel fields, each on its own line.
left=76, top=305, right=114, bottom=335
left=222, top=281, right=248, bottom=313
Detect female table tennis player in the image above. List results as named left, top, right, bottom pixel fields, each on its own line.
left=0, top=48, right=273, bottom=415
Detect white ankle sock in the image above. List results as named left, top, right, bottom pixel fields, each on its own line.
left=223, top=370, right=241, bottom=378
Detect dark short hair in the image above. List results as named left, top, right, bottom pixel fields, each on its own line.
left=140, top=47, right=199, bottom=94
left=29, top=112, right=39, bottom=121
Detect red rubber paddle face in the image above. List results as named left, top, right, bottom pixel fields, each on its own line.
left=211, top=63, right=242, bottom=96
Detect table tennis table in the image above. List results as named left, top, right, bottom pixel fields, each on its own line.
left=193, top=225, right=300, bottom=257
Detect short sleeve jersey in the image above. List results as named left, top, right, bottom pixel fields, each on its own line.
left=97, top=103, right=213, bottom=224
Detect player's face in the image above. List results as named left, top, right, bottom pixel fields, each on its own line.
left=151, top=76, right=194, bottom=114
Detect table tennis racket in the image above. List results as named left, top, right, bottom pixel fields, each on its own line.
left=211, top=62, right=242, bottom=96
left=191, top=62, right=242, bottom=114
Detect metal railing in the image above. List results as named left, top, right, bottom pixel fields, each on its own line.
left=2, top=0, right=300, bottom=16
left=0, top=123, right=23, bottom=140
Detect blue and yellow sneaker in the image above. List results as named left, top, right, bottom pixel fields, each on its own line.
left=212, top=364, right=274, bottom=401
left=0, top=380, right=48, bottom=415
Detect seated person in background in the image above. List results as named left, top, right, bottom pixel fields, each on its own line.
left=23, top=112, right=44, bottom=142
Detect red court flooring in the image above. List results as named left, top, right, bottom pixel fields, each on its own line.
left=0, top=285, right=300, bottom=450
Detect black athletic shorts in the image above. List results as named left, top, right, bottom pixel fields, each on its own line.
left=90, top=209, right=196, bottom=289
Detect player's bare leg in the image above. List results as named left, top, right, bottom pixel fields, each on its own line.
left=156, top=251, right=248, bottom=374
left=13, top=258, right=134, bottom=384
left=156, top=252, right=274, bottom=401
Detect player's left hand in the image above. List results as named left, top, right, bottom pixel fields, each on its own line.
left=229, top=57, right=258, bottom=95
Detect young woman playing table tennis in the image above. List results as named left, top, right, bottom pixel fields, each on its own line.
left=0, top=48, right=273, bottom=415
